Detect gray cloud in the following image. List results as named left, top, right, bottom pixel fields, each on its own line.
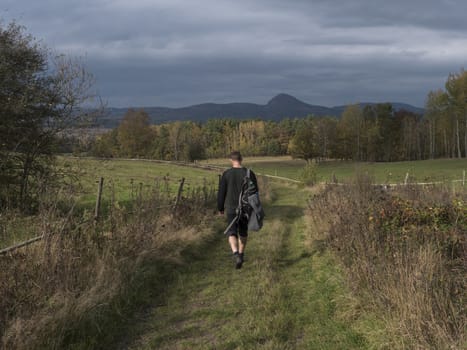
left=2, top=0, right=466, bottom=107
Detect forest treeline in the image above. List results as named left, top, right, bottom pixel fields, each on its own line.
left=89, top=69, right=467, bottom=162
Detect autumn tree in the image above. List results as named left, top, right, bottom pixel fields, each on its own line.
left=151, top=124, right=170, bottom=160
left=116, top=109, right=154, bottom=157
left=445, top=69, right=467, bottom=158
left=314, top=117, right=337, bottom=161
left=425, top=90, right=446, bottom=158
left=423, top=69, right=467, bottom=159
left=338, top=105, right=363, bottom=160
left=288, top=118, right=317, bottom=161
left=203, top=119, right=229, bottom=158
left=0, top=22, right=98, bottom=209
left=92, top=129, right=119, bottom=157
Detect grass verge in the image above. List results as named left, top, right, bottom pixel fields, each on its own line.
left=0, top=182, right=216, bottom=350
left=308, top=176, right=466, bottom=349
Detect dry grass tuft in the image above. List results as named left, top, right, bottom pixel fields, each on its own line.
left=308, top=175, right=466, bottom=349
left=257, top=174, right=274, bottom=202
left=0, top=183, right=216, bottom=350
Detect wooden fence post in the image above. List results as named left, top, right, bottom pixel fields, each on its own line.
left=0, top=235, right=43, bottom=255
left=404, top=172, right=409, bottom=185
left=331, top=172, right=337, bottom=184
left=95, top=177, right=104, bottom=220
left=173, top=177, right=185, bottom=211
left=463, top=170, right=466, bottom=187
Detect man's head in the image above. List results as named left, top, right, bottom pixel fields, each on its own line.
left=229, top=151, right=243, bottom=167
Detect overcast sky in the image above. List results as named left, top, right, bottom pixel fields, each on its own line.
left=2, top=0, right=466, bottom=107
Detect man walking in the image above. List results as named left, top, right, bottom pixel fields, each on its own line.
left=217, top=151, right=258, bottom=269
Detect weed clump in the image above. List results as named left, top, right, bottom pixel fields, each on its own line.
left=299, top=161, right=318, bottom=186
left=308, top=175, right=466, bottom=349
left=0, top=181, right=216, bottom=350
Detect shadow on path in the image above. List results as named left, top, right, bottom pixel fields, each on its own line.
left=265, top=204, right=304, bottom=221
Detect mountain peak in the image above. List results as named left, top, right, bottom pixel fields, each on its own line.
left=267, top=93, right=304, bottom=106
left=99, top=94, right=424, bottom=128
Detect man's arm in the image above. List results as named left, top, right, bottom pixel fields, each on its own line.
left=217, top=172, right=227, bottom=212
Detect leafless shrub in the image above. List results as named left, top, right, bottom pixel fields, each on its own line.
left=308, top=175, right=466, bottom=349
left=0, top=181, right=215, bottom=349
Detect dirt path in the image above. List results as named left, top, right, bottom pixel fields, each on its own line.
left=120, top=184, right=367, bottom=349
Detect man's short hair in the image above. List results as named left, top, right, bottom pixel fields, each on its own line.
left=229, top=151, right=243, bottom=162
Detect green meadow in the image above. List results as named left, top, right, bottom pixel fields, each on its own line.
left=204, top=156, right=466, bottom=183
left=1, top=158, right=219, bottom=249
left=59, top=157, right=220, bottom=206
left=3, top=156, right=463, bottom=248
left=59, top=157, right=466, bottom=208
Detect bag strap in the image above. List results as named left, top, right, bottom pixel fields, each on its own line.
left=227, top=168, right=253, bottom=233
left=237, top=168, right=251, bottom=212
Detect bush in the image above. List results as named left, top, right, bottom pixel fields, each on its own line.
left=0, top=181, right=216, bottom=349
left=299, top=161, right=317, bottom=186
left=308, top=177, right=466, bottom=349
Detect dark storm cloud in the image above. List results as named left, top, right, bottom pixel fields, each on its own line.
left=2, top=0, right=466, bottom=107
left=263, top=0, right=467, bottom=32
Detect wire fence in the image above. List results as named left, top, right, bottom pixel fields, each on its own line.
left=0, top=175, right=198, bottom=256
left=2, top=159, right=465, bottom=255
left=325, top=170, right=466, bottom=190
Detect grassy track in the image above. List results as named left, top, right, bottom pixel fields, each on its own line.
left=121, top=183, right=368, bottom=349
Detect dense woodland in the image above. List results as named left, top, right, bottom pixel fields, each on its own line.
left=90, top=69, right=467, bottom=162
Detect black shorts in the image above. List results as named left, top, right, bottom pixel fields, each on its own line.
left=226, top=213, right=248, bottom=237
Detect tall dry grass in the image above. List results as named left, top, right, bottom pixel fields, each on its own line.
left=308, top=176, right=466, bottom=349
left=257, top=174, right=274, bottom=202
left=0, top=181, right=216, bottom=349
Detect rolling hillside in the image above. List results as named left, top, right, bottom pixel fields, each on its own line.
left=97, top=93, right=424, bottom=127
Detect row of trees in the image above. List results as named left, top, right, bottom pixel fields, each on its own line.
left=90, top=105, right=420, bottom=162
left=90, top=69, right=467, bottom=162
left=90, top=109, right=298, bottom=160
left=278, top=69, right=467, bottom=162
left=425, top=69, right=467, bottom=159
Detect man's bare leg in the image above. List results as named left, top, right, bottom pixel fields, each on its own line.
left=229, top=235, right=246, bottom=269
left=238, top=236, right=247, bottom=254
left=229, top=235, right=238, bottom=253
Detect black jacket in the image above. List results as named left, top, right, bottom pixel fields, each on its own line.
left=217, top=167, right=258, bottom=214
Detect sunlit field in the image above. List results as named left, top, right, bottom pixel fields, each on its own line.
left=59, top=157, right=220, bottom=206
left=203, top=156, right=466, bottom=183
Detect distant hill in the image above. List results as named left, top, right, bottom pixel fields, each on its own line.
left=97, top=93, right=424, bottom=128
left=331, top=102, right=425, bottom=116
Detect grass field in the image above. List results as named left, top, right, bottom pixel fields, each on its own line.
left=59, top=157, right=220, bottom=206
left=60, top=157, right=466, bottom=206
left=2, top=156, right=464, bottom=249
left=0, top=158, right=220, bottom=249
left=203, top=156, right=467, bottom=183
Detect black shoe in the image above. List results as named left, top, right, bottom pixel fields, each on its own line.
left=235, top=254, right=243, bottom=269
